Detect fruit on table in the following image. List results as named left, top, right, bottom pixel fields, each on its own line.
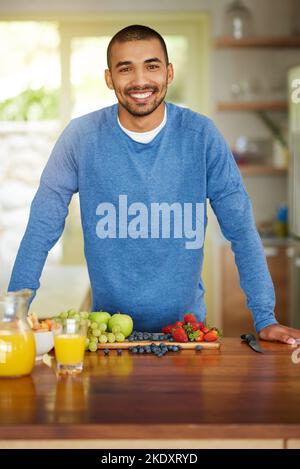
left=27, top=313, right=56, bottom=332
left=108, top=313, right=133, bottom=338
left=128, top=343, right=182, bottom=357
left=89, top=311, right=111, bottom=324
left=56, top=309, right=134, bottom=352
left=162, top=312, right=222, bottom=343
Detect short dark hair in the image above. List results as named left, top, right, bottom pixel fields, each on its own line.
left=107, top=24, right=169, bottom=69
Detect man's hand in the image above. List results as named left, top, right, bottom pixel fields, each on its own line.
left=259, top=324, right=300, bottom=345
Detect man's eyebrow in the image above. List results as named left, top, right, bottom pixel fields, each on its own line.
left=144, top=57, right=162, bottom=64
left=115, top=57, right=163, bottom=68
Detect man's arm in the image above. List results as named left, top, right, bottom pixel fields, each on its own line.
left=206, top=119, right=278, bottom=334
left=8, top=121, right=79, bottom=298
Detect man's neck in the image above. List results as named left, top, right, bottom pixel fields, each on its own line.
left=117, top=102, right=165, bottom=132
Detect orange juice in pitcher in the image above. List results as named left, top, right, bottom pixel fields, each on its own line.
left=0, top=290, right=36, bottom=378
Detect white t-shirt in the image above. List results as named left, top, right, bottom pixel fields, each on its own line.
left=117, top=106, right=167, bottom=144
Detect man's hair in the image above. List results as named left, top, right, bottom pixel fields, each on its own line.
left=107, top=24, right=169, bottom=69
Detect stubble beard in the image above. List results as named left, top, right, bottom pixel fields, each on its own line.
left=115, top=83, right=168, bottom=117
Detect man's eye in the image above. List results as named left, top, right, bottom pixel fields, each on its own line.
left=120, top=67, right=130, bottom=73
left=148, top=64, right=159, bottom=70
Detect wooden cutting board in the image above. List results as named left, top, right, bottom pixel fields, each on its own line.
left=97, top=341, right=221, bottom=350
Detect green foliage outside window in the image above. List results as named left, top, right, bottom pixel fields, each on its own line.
left=0, top=87, right=59, bottom=121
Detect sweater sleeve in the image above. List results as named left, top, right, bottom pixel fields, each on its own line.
left=206, top=120, right=278, bottom=333
left=8, top=121, right=79, bottom=299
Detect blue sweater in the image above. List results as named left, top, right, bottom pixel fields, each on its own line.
left=8, top=103, right=277, bottom=333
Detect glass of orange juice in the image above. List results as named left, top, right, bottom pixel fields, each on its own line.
left=54, top=318, right=87, bottom=375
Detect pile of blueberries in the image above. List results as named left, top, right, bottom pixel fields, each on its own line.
left=102, top=330, right=203, bottom=357
left=128, top=331, right=173, bottom=342
left=129, top=342, right=181, bottom=357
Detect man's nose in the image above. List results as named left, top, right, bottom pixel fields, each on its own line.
left=131, top=67, right=149, bottom=87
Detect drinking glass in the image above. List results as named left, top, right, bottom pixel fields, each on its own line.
left=54, top=318, right=87, bottom=375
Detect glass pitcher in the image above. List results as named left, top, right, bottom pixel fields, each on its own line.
left=0, top=289, right=36, bottom=378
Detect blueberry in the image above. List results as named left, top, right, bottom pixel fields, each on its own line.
left=172, top=346, right=179, bottom=352
left=132, top=347, right=138, bottom=354
left=139, top=347, right=144, bottom=354
left=117, top=349, right=123, bottom=355
left=104, top=349, right=110, bottom=356
left=195, top=345, right=203, bottom=352
left=168, top=345, right=174, bottom=351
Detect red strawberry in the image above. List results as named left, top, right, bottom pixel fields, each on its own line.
left=191, top=321, right=204, bottom=331
left=184, top=313, right=197, bottom=324
left=174, top=320, right=184, bottom=328
left=203, top=330, right=218, bottom=342
left=195, top=331, right=204, bottom=342
left=201, top=326, right=210, bottom=334
left=162, top=324, right=175, bottom=334
left=172, top=327, right=188, bottom=343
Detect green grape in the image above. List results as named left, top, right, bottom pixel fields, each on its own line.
left=80, top=311, right=89, bottom=319
left=99, top=334, right=108, bottom=344
left=107, top=333, right=116, bottom=343
left=93, top=328, right=101, bottom=337
left=99, top=323, right=107, bottom=332
left=88, top=342, right=98, bottom=352
left=111, top=325, right=121, bottom=334
left=59, top=311, right=68, bottom=319
left=115, top=332, right=125, bottom=342
left=67, top=309, right=77, bottom=316
left=73, top=313, right=80, bottom=320
left=91, top=321, right=98, bottom=329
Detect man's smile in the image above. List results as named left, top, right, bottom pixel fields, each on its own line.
left=126, top=89, right=157, bottom=103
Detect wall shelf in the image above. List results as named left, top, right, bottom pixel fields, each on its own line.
left=239, top=165, right=287, bottom=176
left=214, top=36, right=300, bottom=49
left=217, top=101, right=287, bottom=112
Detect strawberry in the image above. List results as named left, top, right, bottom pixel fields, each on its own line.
left=203, top=330, right=219, bottom=342
left=201, top=326, right=210, bottom=334
left=184, top=313, right=197, bottom=324
left=191, top=321, right=204, bottom=331
left=195, top=330, right=204, bottom=342
left=174, top=320, right=184, bottom=328
left=162, top=324, right=175, bottom=334
left=172, top=327, right=188, bottom=343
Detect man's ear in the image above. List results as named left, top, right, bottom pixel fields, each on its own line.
left=167, top=63, right=174, bottom=85
left=105, top=69, right=114, bottom=90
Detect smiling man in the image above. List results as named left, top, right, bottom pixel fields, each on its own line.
left=8, top=25, right=300, bottom=344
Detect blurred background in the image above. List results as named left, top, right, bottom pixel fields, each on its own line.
left=0, top=0, right=299, bottom=335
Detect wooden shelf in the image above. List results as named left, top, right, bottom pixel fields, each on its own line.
left=218, top=101, right=287, bottom=112
left=239, top=165, right=287, bottom=176
left=214, top=36, right=300, bottom=49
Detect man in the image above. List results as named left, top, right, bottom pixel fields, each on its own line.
left=8, top=25, right=300, bottom=343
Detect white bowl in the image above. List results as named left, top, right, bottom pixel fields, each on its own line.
left=34, top=330, right=54, bottom=360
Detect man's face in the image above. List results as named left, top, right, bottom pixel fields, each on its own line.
left=105, top=38, right=173, bottom=117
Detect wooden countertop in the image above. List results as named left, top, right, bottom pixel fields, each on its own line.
left=1, top=338, right=300, bottom=447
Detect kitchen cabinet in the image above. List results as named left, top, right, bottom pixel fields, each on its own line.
left=221, top=243, right=289, bottom=336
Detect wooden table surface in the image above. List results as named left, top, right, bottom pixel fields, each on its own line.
left=1, top=338, right=300, bottom=448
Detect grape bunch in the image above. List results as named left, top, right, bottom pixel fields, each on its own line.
left=55, top=309, right=125, bottom=353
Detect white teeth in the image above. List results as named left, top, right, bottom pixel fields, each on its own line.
left=130, top=92, right=153, bottom=99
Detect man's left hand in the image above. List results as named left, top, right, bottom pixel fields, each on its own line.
left=259, top=324, right=300, bottom=345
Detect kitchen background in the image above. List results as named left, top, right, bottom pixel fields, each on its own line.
left=0, top=0, right=299, bottom=335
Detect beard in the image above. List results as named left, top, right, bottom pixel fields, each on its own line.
left=116, top=84, right=168, bottom=117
